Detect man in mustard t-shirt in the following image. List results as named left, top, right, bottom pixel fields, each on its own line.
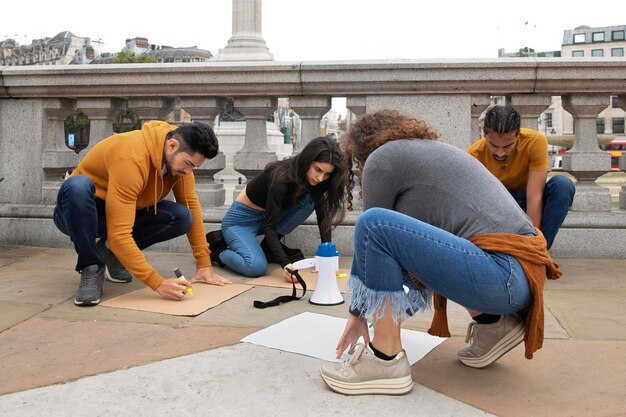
left=468, top=105, right=575, bottom=249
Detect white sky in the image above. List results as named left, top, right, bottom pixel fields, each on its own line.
left=3, top=0, right=623, bottom=61
left=2, top=0, right=623, bottom=115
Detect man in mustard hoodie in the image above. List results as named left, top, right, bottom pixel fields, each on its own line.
left=53, top=121, right=231, bottom=306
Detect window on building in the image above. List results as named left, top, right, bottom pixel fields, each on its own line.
left=612, top=30, right=625, bottom=41
left=592, top=49, right=604, bottom=57
left=572, top=50, right=584, bottom=57
left=545, top=113, right=553, bottom=128
left=611, top=48, right=624, bottom=57
left=573, top=33, right=586, bottom=43
left=592, top=32, right=605, bottom=42
left=612, top=96, right=620, bottom=108
left=613, top=118, right=625, bottom=134
left=597, top=118, right=605, bottom=134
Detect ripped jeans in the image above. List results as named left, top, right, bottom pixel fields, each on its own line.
left=348, top=208, right=532, bottom=323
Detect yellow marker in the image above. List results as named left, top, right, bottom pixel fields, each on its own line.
left=336, top=273, right=348, bottom=279
left=173, top=268, right=193, bottom=296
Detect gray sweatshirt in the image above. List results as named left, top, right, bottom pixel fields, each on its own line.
left=361, top=139, right=535, bottom=238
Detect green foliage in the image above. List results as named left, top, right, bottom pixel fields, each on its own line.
left=338, top=118, right=347, bottom=132
left=112, top=50, right=156, bottom=64
left=64, top=110, right=90, bottom=132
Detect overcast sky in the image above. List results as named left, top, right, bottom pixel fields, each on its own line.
left=3, top=0, right=623, bottom=61
left=3, top=1, right=622, bottom=115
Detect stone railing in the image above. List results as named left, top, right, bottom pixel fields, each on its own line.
left=1, top=58, right=626, bottom=258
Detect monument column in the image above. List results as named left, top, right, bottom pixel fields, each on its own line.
left=345, top=96, right=367, bottom=211
left=77, top=98, right=125, bottom=153
left=216, top=0, right=274, bottom=61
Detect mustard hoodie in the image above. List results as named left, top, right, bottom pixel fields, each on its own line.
left=70, top=121, right=212, bottom=290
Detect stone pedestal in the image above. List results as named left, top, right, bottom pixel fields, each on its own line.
left=510, top=94, right=552, bottom=131
left=561, top=95, right=612, bottom=211
left=216, top=0, right=274, bottom=62
left=289, top=96, right=331, bottom=152
left=180, top=97, right=226, bottom=207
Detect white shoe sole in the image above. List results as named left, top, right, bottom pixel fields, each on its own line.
left=104, top=266, right=132, bottom=283
left=458, top=321, right=525, bottom=368
left=320, top=372, right=413, bottom=395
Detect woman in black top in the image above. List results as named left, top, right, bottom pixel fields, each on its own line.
left=208, top=136, right=347, bottom=281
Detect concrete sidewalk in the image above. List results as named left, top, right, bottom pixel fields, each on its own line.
left=0, top=244, right=624, bottom=417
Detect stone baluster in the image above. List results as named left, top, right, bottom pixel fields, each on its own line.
left=561, top=95, right=612, bottom=211
left=510, top=95, right=553, bottom=130
left=617, top=95, right=626, bottom=209
left=345, top=96, right=367, bottom=211
left=470, top=95, right=491, bottom=144
left=76, top=98, right=125, bottom=153
left=127, top=98, right=175, bottom=124
left=288, top=96, right=332, bottom=153
left=179, top=97, right=227, bottom=207
left=42, top=99, right=80, bottom=203
left=232, top=97, right=278, bottom=200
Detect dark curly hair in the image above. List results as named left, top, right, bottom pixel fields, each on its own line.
left=265, top=136, right=347, bottom=234
left=342, top=109, right=439, bottom=210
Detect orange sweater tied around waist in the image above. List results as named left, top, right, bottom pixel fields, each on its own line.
left=411, top=228, right=562, bottom=359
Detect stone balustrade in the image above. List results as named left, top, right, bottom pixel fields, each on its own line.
left=1, top=58, right=626, bottom=258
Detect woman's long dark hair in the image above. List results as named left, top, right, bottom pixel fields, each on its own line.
left=265, top=136, right=347, bottom=234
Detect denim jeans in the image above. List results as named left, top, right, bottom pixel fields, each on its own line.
left=509, top=175, right=575, bottom=249
left=348, top=208, right=532, bottom=323
left=53, top=175, right=192, bottom=271
left=220, top=193, right=315, bottom=277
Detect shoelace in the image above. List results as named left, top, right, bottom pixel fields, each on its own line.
left=465, top=321, right=477, bottom=344
left=344, top=344, right=366, bottom=368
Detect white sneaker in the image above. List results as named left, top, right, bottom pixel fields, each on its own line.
left=320, top=344, right=413, bottom=395
left=457, top=314, right=525, bottom=368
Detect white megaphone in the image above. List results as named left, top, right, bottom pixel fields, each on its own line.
left=291, top=242, right=344, bottom=306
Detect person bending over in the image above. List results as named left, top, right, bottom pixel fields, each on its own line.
left=320, top=109, right=560, bottom=395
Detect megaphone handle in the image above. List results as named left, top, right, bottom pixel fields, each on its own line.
left=291, top=258, right=316, bottom=271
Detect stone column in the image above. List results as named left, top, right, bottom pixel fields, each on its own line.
left=232, top=97, right=278, bottom=200
left=561, top=95, right=612, bottom=211
left=617, top=95, right=626, bottom=209
left=216, top=0, right=274, bottom=61
left=345, top=96, right=367, bottom=211
left=77, top=98, right=125, bottom=153
left=510, top=95, right=552, bottom=130
left=289, top=96, right=332, bottom=153
left=127, top=98, right=175, bottom=124
left=470, top=95, right=491, bottom=144
left=42, top=99, right=80, bottom=203
left=180, top=97, right=227, bottom=207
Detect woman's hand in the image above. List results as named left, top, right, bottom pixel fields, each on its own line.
left=335, top=313, right=371, bottom=359
left=283, top=263, right=296, bottom=282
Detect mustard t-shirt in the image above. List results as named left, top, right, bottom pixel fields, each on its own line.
left=468, top=128, right=548, bottom=191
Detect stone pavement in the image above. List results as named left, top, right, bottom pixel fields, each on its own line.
left=0, top=244, right=624, bottom=417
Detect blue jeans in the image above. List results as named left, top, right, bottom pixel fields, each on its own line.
left=220, top=194, right=315, bottom=277
left=510, top=175, right=575, bottom=249
left=53, top=175, right=192, bottom=271
left=348, top=208, right=532, bottom=323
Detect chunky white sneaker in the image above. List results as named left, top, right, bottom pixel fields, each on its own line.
left=320, top=344, right=413, bottom=395
left=457, top=314, right=525, bottom=368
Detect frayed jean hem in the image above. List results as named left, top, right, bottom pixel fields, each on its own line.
left=346, top=274, right=433, bottom=324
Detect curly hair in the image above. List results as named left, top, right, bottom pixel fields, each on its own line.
left=342, top=109, right=440, bottom=210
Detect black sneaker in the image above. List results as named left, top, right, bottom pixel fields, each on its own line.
left=96, top=239, right=133, bottom=283
left=74, top=264, right=105, bottom=306
left=206, top=230, right=227, bottom=266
